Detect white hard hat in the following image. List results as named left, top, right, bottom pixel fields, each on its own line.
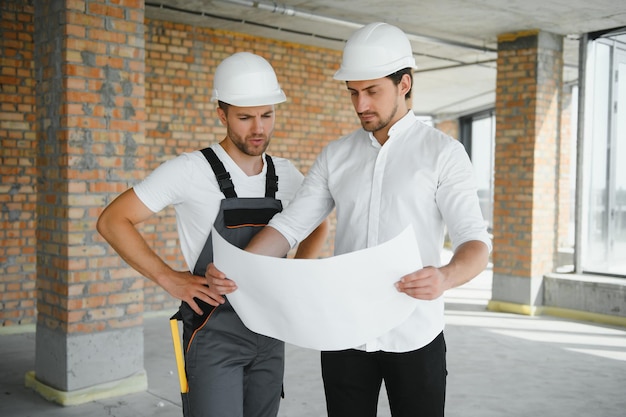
left=211, top=52, right=286, bottom=106
left=334, top=22, right=417, bottom=81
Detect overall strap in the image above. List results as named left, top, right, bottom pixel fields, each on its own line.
left=201, top=147, right=279, bottom=199
left=264, top=154, right=278, bottom=198
left=200, top=147, right=237, bottom=198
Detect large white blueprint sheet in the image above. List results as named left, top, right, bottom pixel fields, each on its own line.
left=212, top=226, right=421, bottom=351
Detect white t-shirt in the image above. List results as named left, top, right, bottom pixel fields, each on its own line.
left=134, top=143, right=304, bottom=271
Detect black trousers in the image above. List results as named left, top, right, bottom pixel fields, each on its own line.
left=321, top=332, right=447, bottom=417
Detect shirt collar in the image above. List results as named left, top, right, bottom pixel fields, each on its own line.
left=388, top=111, right=416, bottom=138
left=367, top=111, right=416, bottom=147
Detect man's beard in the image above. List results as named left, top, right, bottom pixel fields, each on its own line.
left=228, top=130, right=270, bottom=156
left=360, top=102, right=398, bottom=134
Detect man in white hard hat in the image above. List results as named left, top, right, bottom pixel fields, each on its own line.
left=207, top=23, right=492, bottom=416
left=97, top=52, right=328, bottom=417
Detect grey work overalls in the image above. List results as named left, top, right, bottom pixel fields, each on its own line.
left=175, top=147, right=285, bottom=417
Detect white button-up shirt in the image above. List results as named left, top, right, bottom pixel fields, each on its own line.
left=269, top=111, right=492, bottom=352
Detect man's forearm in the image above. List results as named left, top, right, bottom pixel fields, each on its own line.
left=97, top=214, right=175, bottom=285
left=96, top=189, right=176, bottom=286
left=246, top=226, right=291, bottom=257
left=440, top=240, right=490, bottom=290
left=294, top=219, right=329, bottom=259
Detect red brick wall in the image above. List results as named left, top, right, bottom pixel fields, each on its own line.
left=0, top=0, right=36, bottom=326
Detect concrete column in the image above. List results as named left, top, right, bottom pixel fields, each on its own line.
left=489, top=30, right=564, bottom=314
left=30, top=0, right=147, bottom=405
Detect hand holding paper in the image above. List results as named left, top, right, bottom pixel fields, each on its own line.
left=211, top=226, right=423, bottom=351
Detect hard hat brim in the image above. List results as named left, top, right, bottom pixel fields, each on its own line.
left=210, top=90, right=287, bottom=107
left=333, top=57, right=417, bottom=81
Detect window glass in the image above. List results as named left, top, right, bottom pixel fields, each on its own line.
left=459, top=112, right=495, bottom=232
left=582, top=37, right=626, bottom=276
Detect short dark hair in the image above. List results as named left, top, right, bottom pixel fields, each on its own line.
left=387, top=68, right=413, bottom=99
left=218, top=100, right=230, bottom=114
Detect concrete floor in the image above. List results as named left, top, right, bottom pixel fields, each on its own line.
left=2, top=269, right=625, bottom=417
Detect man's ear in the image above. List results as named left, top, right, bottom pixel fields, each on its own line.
left=216, top=106, right=227, bottom=126
left=400, top=73, right=412, bottom=96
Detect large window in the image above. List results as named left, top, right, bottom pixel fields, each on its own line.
left=580, top=31, right=626, bottom=276
left=459, top=110, right=495, bottom=232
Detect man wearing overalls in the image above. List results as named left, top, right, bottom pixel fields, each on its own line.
left=97, top=52, right=329, bottom=417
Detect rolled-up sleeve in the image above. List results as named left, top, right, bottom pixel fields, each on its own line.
left=436, top=141, right=492, bottom=253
